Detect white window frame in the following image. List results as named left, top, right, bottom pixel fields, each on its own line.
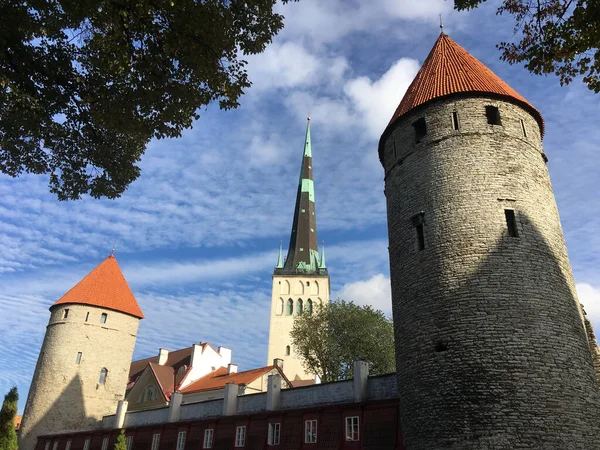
left=45, top=442, right=50, bottom=450
left=83, top=439, right=90, bottom=450
left=65, top=441, right=71, bottom=450
left=126, top=436, right=133, bottom=450
left=345, top=416, right=360, bottom=441
left=267, top=423, right=280, bottom=445
left=52, top=442, right=58, bottom=450
left=304, top=420, right=317, bottom=444
left=151, top=434, right=160, bottom=450
left=101, top=437, right=109, bottom=450
left=202, top=429, right=213, bottom=449
left=176, top=431, right=186, bottom=450
left=235, top=426, right=246, bottom=447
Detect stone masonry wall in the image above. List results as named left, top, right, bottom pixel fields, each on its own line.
left=19, top=304, right=139, bottom=450
left=383, top=96, right=600, bottom=449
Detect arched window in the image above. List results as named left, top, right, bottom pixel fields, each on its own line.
left=98, top=368, right=108, bottom=384
left=285, top=345, right=290, bottom=356
left=297, top=299, right=303, bottom=314
left=306, top=299, right=313, bottom=315
left=277, top=298, right=284, bottom=315
left=286, top=299, right=293, bottom=315
left=143, top=385, right=157, bottom=402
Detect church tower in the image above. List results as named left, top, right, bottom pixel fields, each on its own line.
left=380, top=33, right=600, bottom=449
left=19, top=255, right=143, bottom=450
left=267, top=119, right=330, bottom=382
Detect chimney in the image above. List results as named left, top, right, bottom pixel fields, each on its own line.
left=353, top=360, right=369, bottom=403
left=266, top=374, right=281, bottom=411
left=222, top=383, right=238, bottom=416
left=273, top=358, right=284, bottom=370
left=113, top=400, right=128, bottom=429
left=158, top=348, right=169, bottom=366
left=228, top=363, right=238, bottom=374
left=218, top=346, right=232, bottom=365
left=167, top=392, right=183, bottom=423
left=190, top=343, right=203, bottom=368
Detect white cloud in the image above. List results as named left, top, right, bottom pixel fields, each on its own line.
left=335, top=274, right=392, bottom=314
left=577, top=283, right=600, bottom=333
left=345, top=58, right=420, bottom=137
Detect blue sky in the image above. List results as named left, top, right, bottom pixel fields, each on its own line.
left=2, top=0, right=600, bottom=413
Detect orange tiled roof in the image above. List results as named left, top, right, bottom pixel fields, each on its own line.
left=180, top=365, right=286, bottom=394
left=385, top=33, right=544, bottom=136
left=53, top=255, right=144, bottom=319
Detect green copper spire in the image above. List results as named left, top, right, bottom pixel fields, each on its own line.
left=276, top=240, right=283, bottom=269
left=319, top=241, right=326, bottom=269
left=276, top=117, right=327, bottom=275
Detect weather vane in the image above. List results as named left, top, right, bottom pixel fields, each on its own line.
left=111, top=240, right=117, bottom=255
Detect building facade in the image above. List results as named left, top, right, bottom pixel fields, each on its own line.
left=267, top=119, right=330, bottom=382
left=19, top=255, right=144, bottom=450
left=380, top=32, right=600, bottom=449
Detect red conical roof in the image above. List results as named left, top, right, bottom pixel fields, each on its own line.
left=52, top=255, right=144, bottom=319
left=381, top=33, right=544, bottom=157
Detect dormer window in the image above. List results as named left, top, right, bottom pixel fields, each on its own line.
left=485, top=106, right=501, bottom=125
left=413, top=118, right=427, bottom=142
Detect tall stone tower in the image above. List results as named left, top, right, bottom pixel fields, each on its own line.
left=19, top=255, right=143, bottom=450
left=267, top=118, right=330, bottom=382
left=380, top=33, right=600, bottom=449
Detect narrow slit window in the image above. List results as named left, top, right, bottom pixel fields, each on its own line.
left=101, top=438, right=109, bottom=450
left=76, top=352, right=82, bottom=365
left=412, top=213, right=425, bottom=251
left=505, top=209, right=519, bottom=237
left=176, top=432, right=185, bottom=450
left=286, top=299, right=293, bottom=315
left=85, top=312, right=89, bottom=322
left=126, top=436, right=133, bottom=450
left=412, top=118, right=427, bottom=141
left=285, top=345, right=290, bottom=356
left=485, top=106, right=501, bottom=125
left=65, top=441, right=71, bottom=450
left=151, top=434, right=160, bottom=450
left=393, top=140, right=397, bottom=159
left=520, top=119, right=527, bottom=137
left=452, top=111, right=459, bottom=130
left=83, top=440, right=90, bottom=450
left=203, top=429, right=213, bottom=449
left=98, top=368, right=108, bottom=384
left=63, top=309, right=69, bottom=319
left=100, top=313, right=107, bottom=324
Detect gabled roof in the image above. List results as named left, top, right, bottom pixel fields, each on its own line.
left=148, top=363, right=175, bottom=401
left=52, top=255, right=144, bottom=319
left=381, top=33, right=544, bottom=159
left=129, top=346, right=193, bottom=386
left=180, top=365, right=289, bottom=394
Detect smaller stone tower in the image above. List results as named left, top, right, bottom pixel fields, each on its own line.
left=19, top=255, right=143, bottom=450
left=267, top=118, right=330, bottom=382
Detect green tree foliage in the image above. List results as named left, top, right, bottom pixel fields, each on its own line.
left=114, top=429, right=126, bottom=450
left=0, top=387, right=18, bottom=450
left=290, top=300, right=395, bottom=383
left=454, top=0, right=600, bottom=93
left=0, top=0, right=292, bottom=200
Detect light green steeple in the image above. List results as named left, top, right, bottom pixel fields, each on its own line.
left=319, top=241, right=326, bottom=269
left=276, top=240, right=283, bottom=269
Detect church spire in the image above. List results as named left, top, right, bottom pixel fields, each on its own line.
left=277, top=118, right=325, bottom=275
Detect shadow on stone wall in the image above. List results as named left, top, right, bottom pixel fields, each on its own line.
left=394, top=213, right=600, bottom=449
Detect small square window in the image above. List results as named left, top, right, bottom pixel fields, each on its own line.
left=412, top=118, right=427, bottom=141
left=176, top=432, right=185, bottom=450
left=485, top=106, right=501, bottom=125
left=63, top=309, right=69, bottom=319
left=151, top=434, right=160, bottom=450
left=304, top=420, right=317, bottom=444
left=235, top=426, right=246, bottom=447
left=203, top=429, right=213, bottom=449
left=345, top=416, right=360, bottom=441
left=268, top=423, right=280, bottom=445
